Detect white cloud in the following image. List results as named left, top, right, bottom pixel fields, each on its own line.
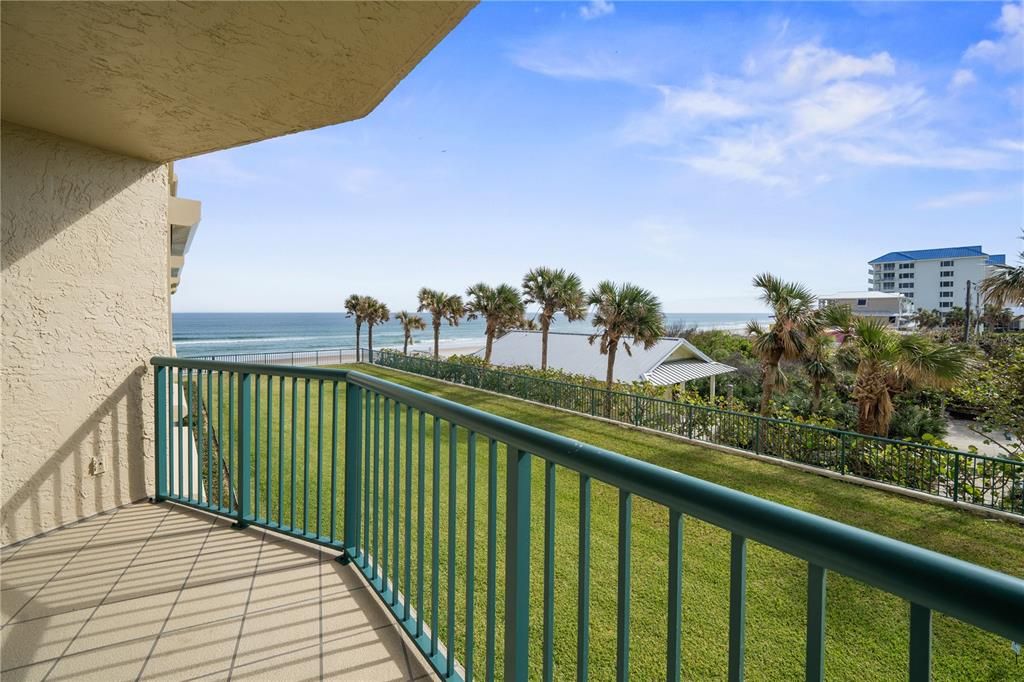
left=337, top=167, right=380, bottom=194
left=658, top=86, right=751, bottom=119
left=964, top=2, right=1024, bottom=70
left=510, top=42, right=642, bottom=82
left=778, top=44, right=895, bottom=87
left=949, top=68, right=977, bottom=90
left=919, top=187, right=1019, bottom=209
left=789, top=82, right=923, bottom=137
left=579, top=0, right=614, bottom=21
left=993, top=138, right=1024, bottom=152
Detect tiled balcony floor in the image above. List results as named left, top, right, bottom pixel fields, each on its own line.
left=1, top=503, right=433, bottom=681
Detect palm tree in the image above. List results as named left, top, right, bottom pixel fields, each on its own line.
left=803, top=334, right=837, bottom=414
left=838, top=316, right=966, bottom=436
left=522, top=267, right=586, bottom=370
left=911, top=308, right=942, bottom=330
left=980, top=303, right=1014, bottom=332
left=586, top=281, right=665, bottom=415
left=344, top=294, right=370, bottom=361
left=395, top=311, right=426, bottom=355
left=746, top=273, right=820, bottom=416
left=979, top=232, right=1024, bottom=307
left=363, top=298, right=390, bottom=359
left=465, top=282, right=525, bottom=363
left=417, top=288, right=464, bottom=360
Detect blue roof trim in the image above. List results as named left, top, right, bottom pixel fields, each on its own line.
left=869, top=245, right=990, bottom=264
left=987, top=254, right=1006, bottom=266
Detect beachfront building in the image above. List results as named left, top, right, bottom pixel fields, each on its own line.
left=869, top=245, right=1006, bottom=313
left=818, top=291, right=913, bottom=327
left=475, top=330, right=737, bottom=397
left=2, top=5, right=1020, bottom=682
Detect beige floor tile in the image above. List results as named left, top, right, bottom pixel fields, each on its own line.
left=10, top=569, right=121, bottom=622
left=321, top=574, right=394, bottom=633
left=0, top=660, right=51, bottom=682
left=321, top=622, right=415, bottom=681
left=0, top=608, right=90, bottom=670
left=233, top=600, right=320, bottom=670
left=163, top=575, right=252, bottom=633
left=0, top=555, right=69, bottom=594
left=228, top=647, right=322, bottom=681
left=141, top=618, right=242, bottom=680
left=102, top=555, right=196, bottom=603
left=47, top=636, right=155, bottom=681
left=65, top=590, right=176, bottom=655
left=247, top=563, right=319, bottom=614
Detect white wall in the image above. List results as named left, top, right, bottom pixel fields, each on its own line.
left=1, top=123, right=170, bottom=544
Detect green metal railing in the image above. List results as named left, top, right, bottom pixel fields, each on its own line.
left=152, top=357, right=1024, bottom=681
left=367, top=349, right=1024, bottom=516
left=184, top=346, right=359, bottom=365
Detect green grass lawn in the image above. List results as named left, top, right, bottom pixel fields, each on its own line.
left=184, top=364, right=1024, bottom=681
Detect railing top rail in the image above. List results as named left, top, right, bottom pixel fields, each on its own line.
left=372, top=350, right=1018, bottom=466
left=152, top=355, right=1024, bottom=641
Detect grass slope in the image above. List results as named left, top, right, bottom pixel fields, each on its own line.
left=184, top=365, right=1024, bottom=681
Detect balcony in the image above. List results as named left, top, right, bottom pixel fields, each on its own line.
left=1, top=503, right=432, bottom=681
left=3, top=357, right=1023, bottom=682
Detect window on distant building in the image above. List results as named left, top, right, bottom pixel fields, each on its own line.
left=899, top=263, right=914, bottom=269
left=905, top=293, right=913, bottom=298
left=940, top=291, right=953, bottom=298
left=883, top=283, right=894, bottom=289
left=939, top=302, right=952, bottom=308
left=883, top=263, right=895, bottom=270
left=857, top=299, right=867, bottom=306
left=940, top=260, right=954, bottom=267
left=940, top=281, right=954, bottom=287
left=940, top=270, right=954, bottom=277
left=899, top=283, right=913, bottom=289
left=883, top=273, right=894, bottom=279
left=899, top=273, right=914, bottom=279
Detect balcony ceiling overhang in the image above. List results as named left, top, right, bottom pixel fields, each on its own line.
left=1, top=1, right=474, bottom=162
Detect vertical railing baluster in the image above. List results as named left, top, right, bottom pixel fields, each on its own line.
left=196, top=370, right=203, bottom=505
left=278, top=376, right=284, bottom=527
left=393, top=402, right=401, bottom=606
left=227, top=373, right=234, bottom=511
left=317, top=380, right=324, bottom=539
left=177, top=368, right=184, bottom=499
left=405, top=405, right=413, bottom=622
left=417, top=411, right=426, bottom=638
left=616, top=490, right=632, bottom=682
left=431, top=416, right=441, bottom=657
left=364, top=392, right=371, bottom=569
left=543, top=461, right=556, bottom=682
left=304, top=378, right=311, bottom=535
left=447, top=422, right=458, bottom=677
left=344, top=383, right=362, bottom=561
left=465, top=432, right=477, bottom=682
left=253, top=372, right=259, bottom=519
left=728, top=534, right=747, bottom=682
left=909, top=604, right=932, bottom=682
left=266, top=377, right=273, bottom=524
left=154, top=365, right=167, bottom=502
left=667, top=509, right=684, bottom=682
left=373, top=393, right=381, bottom=585
left=806, top=564, right=826, bottom=682
left=486, top=438, right=498, bottom=682
left=383, top=398, right=391, bottom=590
left=233, top=372, right=252, bottom=528
left=577, top=474, right=591, bottom=682
left=208, top=372, right=214, bottom=509
left=188, top=369, right=194, bottom=502
left=504, top=446, right=532, bottom=682
left=331, top=381, right=339, bottom=544
left=291, top=377, right=298, bottom=530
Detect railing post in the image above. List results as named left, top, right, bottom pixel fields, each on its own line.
left=952, top=453, right=960, bottom=503
left=342, top=382, right=363, bottom=563
left=233, top=372, right=252, bottom=529
left=839, top=432, right=847, bottom=476
left=504, top=447, right=531, bottom=682
left=153, top=365, right=168, bottom=502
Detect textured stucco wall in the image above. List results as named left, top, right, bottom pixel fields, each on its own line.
left=1, top=123, right=170, bottom=544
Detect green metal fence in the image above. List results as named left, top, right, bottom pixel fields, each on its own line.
left=368, top=349, right=1024, bottom=516
left=153, top=356, right=1023, bottom=681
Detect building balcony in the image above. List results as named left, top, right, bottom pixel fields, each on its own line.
left=3, top=357, right=1023, bottom=682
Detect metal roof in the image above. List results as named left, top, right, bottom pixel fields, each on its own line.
left=987, top=254, right=1007, bottom=266
left=474, top=331, right=733, bottom=385
left=819, top=291, right=905, bottom=300
left=869, top=245, right=996, bottom=264
left=643, top=360, right=737, bottom=386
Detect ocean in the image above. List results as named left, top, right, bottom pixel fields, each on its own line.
left=172, top=312, right=772, bottom=358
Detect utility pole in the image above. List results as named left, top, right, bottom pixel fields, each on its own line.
left=964, top=280, right=972, bottom=343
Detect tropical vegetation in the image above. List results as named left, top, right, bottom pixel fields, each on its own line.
left=417, top=288, right=464, bottom=360
left=362, top=297, right=390, bottom=357
left=465, top=282, right=525, bottom=363
left=586, top=280, right=665, bottom=396
left=394, top=310, right=426, bottom=355
left=979, top=231, right=1024, bottom=307
left=521, top=266, right=586, bottom=370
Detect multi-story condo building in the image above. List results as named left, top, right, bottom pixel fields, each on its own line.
left=868, top=245, right=1006, bottom=313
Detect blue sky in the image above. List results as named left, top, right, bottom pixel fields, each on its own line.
left=174, top=1, right=1024, bottom=313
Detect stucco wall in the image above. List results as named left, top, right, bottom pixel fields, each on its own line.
left=1, top=123, right=170, bottom=544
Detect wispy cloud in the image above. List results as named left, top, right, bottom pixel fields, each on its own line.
left=919, top=186, right=1020, bottom=209
left=949, top=68, right=977, bottom=90
left=964, top=2, right=1024, bottom=71
left=579, top=0, right=614, bottom=21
